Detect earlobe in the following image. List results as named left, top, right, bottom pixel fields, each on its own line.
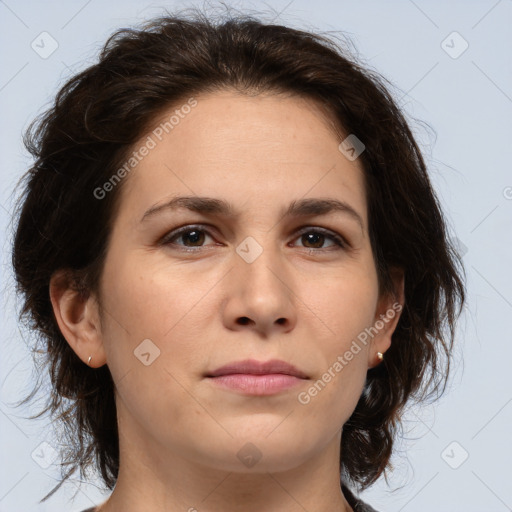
left=49, top=269, right=107, bottom=368
left=369, top=267, right=405, bottom=368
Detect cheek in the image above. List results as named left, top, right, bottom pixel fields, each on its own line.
left=98, top=262, right=208, bottom=438
left=99, top=256, right=219, bottom=382
left=102, top=255, right=206, bottom=336
left=298, top=272, right=376, bottom=414
left=312, top=268, right=378, bottom=344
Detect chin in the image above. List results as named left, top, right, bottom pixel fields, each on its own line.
left=197, top=435, right=311, bottom=474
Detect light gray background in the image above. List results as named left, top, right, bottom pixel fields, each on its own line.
left=1, top=1, right=511, bottom=511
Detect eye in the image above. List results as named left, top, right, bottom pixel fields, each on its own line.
left=291, top=227, right=347, bottom=251
left=160, top=225, right=216, bottom=251
left=160, top=225, right=348, bottom=252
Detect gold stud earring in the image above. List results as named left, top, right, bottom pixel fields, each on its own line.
left=376, top=352, right=383, bottom=361
left=87, top=355, right=92, bottom=366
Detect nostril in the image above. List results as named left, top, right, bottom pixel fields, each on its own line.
left=238, top=317, right=251, bottom=325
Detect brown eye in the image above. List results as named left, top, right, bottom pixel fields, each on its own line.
left=293, top=228, right=346, bottom=250
left=161, top=226, right=215, bottom=249
left=176, top=229, right=206, bottom=247
left=301, top=232, right=326, bottom=249
left=160, top=225, right=347, bottom=252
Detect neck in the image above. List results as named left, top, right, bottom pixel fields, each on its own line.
left=96, top=418, right=353, bottom=512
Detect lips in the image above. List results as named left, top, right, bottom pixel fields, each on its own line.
left=206, top=358, right=309, bottom=379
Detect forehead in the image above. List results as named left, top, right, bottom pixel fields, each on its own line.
left=117, top=90, right=367, bottom=226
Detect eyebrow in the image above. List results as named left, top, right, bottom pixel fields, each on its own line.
left=140, top=195, right=364, bottom=231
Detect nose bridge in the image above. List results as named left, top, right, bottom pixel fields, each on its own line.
left=232, top=231, right=292, bottom=311
left=235, top=232, right=284, bottom=288
left=218, top=211, right=300, bottom=335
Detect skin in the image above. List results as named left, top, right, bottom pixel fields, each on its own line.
left=50, top=89, right=404, bottom=512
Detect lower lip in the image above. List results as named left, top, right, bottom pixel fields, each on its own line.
left=207, top=374, right=307, bottom=395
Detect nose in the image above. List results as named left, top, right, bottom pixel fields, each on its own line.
left=221, top=240, right=297, bottom=337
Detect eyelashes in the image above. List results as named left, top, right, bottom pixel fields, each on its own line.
left=159, top=224, right=349, bottom=253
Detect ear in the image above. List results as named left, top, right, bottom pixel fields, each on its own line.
left=49, top=269, right=107, bottom=368
left=368, top=266, right=405, bottom=369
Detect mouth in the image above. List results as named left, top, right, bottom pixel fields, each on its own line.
left=206, top=358, right=309, bottom=378
left=207, top=374, right=307, bottom=395
left=205, top=359, right=309, bottom=396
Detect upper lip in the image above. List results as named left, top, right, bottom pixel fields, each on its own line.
left=206, top=359, right=309, bottom=379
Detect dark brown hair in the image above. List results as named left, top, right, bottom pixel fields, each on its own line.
left=11, top=6, right=466, bottom=502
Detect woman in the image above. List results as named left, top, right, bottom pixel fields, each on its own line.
left=11, top=8, right=465, bottom=512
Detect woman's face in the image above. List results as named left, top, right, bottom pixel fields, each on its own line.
left=79, top=90, right=402, bottom=474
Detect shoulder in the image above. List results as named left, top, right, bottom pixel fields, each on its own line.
left=342, top=483, right=380, bottom=512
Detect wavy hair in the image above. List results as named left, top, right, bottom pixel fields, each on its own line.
left=11, top=6, right=466, bottom=502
